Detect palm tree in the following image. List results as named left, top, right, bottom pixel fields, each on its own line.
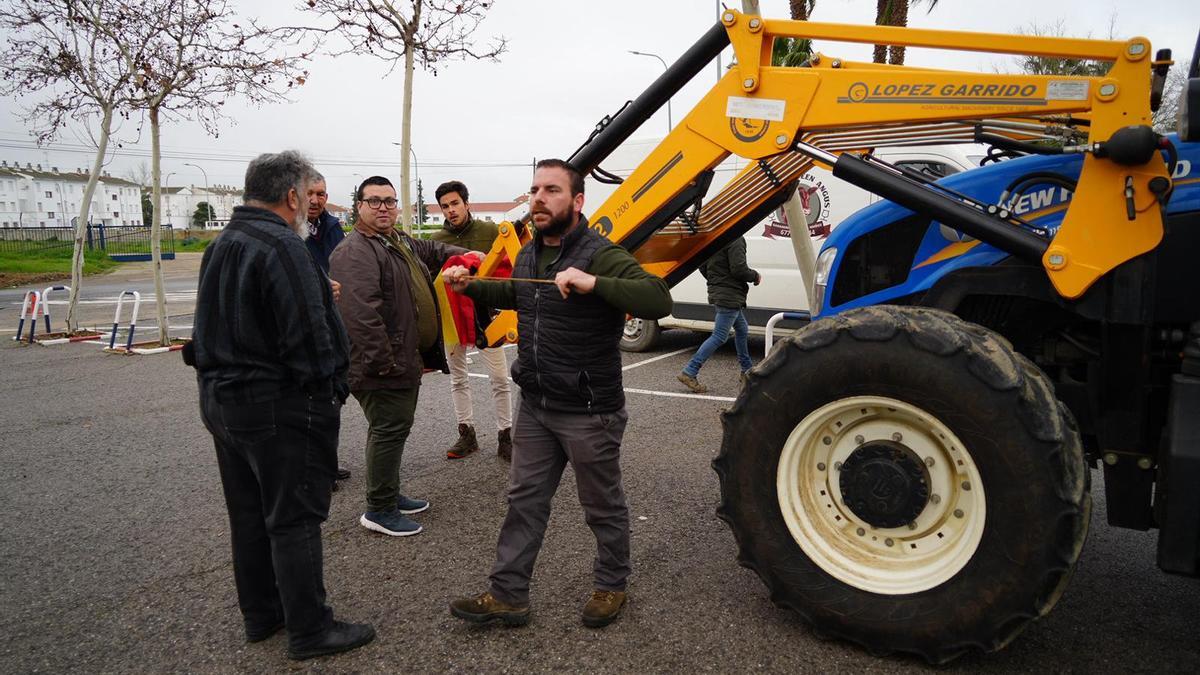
left=874, top=0, right=939, bottom=65
left=773, top=0, right=816, bottom=67
left=789, top=0, right=815, bottom=20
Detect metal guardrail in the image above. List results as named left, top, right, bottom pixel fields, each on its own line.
left=0, top=224, right=175, bottom=260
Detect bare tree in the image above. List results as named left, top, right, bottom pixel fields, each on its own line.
left=1010, top=20, right=1110, bottom=77
left=0, top=0, right=149, bottom=333
left=132, top=0, right=312, bottom=345
left=1154, top=60, right=1192, bottom=134
left=303, top=0, right=506, bottom=232
left=123, top=161, right=153, bottom=187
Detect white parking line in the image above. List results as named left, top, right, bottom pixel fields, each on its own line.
left=465, top=372, right=736, bottom=402
left=621, top=346, right=691, bottom=371
left=623, top=387, right=736, bottom=402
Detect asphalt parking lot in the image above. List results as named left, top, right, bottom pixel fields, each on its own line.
left=1, top=275, right=1198, bottom=672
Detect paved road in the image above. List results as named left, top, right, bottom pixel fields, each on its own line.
left=0, top=253, right=202, bottom=337
left=0, top=273, right=1197, bottom=672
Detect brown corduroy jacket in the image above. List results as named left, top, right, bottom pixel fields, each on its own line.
left=329, top=228, right=465, bottom=391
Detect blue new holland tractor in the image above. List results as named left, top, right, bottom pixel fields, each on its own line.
left=715, top=129, right=1200, bottom=662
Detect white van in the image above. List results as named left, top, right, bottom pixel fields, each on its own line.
left=583, top=139, right=988, bottom=351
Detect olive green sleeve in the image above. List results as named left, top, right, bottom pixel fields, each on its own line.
left=589, top=246, right=673, bottom=319
left=462, top=278, right=517, bottom=309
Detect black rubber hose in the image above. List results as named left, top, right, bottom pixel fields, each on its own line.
left=975, top=130, right=1064, bottom=156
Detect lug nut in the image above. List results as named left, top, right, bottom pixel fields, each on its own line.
left=822, top=436, right=832, bottom=446
left=961, top=481, right=971, bottom=491
left=884, top=538, right=894, bottom=547
left=855, top=435, right=865, bottom=445
left=1137, top=457, right=1153, bottom=470
left=930, top=494, right=941, bottom=504
left=924, top=457, right=935, bottom=467
left=954, top=509, right=964, bottom=518
left=856, top=527, right=866, bottom=536
left=833, top=461, right=842, bottom=471
left=817, top=462, right=826, bottom=471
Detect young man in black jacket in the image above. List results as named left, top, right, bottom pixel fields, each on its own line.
left=192, top=151, right=373, bottom=661
left=677, top=236, right=760, bottom=393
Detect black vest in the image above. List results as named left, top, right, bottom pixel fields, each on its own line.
left=511, top=218, right=625, bottom=414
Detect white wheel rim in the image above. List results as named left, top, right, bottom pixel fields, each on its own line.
left=623, top=318, right=644, bottom=339
left=776, top=395, right=986, bottom=595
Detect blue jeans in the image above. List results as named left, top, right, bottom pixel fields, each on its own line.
left=683, top=305, right=752, bottom=377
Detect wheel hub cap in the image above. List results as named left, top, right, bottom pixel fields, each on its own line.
left=839, top=441, right=929, bottom=528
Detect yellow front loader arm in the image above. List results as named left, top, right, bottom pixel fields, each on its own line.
left=479, top=10, right=1171, bottom=345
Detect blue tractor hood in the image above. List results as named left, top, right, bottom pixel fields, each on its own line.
left=817, top=134, right=1200, bottom=316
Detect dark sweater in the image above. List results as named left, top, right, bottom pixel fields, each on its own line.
left=463, top=227, right=673, bottom=320
left=429, top=215, right=498, bottom=253
left=304, top=210, right=345, bottom=273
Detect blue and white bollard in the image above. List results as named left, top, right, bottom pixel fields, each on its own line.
left=108, top=290, right=141, bottom=351
left=39, top=285, right=70, bottom=336
left=14, top=290, right=39, bottom=343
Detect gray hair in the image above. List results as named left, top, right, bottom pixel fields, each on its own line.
left=243, top=151, right=318, bottom=206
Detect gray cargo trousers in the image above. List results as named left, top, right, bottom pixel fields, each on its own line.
left=488, top=395, right=630, bottom=606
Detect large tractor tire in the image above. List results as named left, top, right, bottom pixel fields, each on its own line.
left=620, top=317, right=660, bottom=352
left=713, top=306, right=1089, bottom=664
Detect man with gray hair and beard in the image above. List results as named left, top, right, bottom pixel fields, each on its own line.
left=189, top=151, right=374, bottom=661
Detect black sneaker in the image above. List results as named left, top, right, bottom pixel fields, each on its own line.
left=360, top=508, right=422, bottom=536
left=287, top=620, right=375, bottom=661
left=397, top=494, right=429, bottom=514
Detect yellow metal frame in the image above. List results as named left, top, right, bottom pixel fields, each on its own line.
left=480, top=10, right=1171, bottom=343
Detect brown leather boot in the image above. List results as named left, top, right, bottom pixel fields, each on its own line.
left=446, top=423, right=479, bottom=459
left=497, top=427, right=513, bottom=462
left=581, top=590, right=627, bottom=628
left=449, top=591, right=530, bottom=626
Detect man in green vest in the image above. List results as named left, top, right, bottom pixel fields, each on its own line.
left=430, top=180, right=514, bottom=461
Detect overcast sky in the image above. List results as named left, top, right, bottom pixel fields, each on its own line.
left=1, top=0, right=1196, bottom=209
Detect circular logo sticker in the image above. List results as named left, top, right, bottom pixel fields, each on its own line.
left=729, top=117, right=771, bottom=143
left=847, top=82, right=869, bottom=103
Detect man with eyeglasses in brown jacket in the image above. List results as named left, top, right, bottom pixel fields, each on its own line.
left=330, top=176, right=467, bottom=538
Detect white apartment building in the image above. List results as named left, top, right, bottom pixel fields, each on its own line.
left=159, top=184, right=243, bottom=229
left=0, top=161, right=143, bottom=228
left=417, top=194, right=530, bottom=227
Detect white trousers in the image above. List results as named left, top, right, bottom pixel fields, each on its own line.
left=446, top=343, right=513, bottom=430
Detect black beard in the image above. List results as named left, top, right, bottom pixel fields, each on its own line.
left=537, top=209, right=573, bottom=238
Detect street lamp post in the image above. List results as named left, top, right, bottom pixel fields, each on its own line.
left=628, top=50, right=672, bottom=131
left=182, top=162, right=212, bottom=229
left=163, top=172, right=176, bottom=228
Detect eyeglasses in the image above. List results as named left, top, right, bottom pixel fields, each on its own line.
left=362, top=197, right=399, bottom=210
